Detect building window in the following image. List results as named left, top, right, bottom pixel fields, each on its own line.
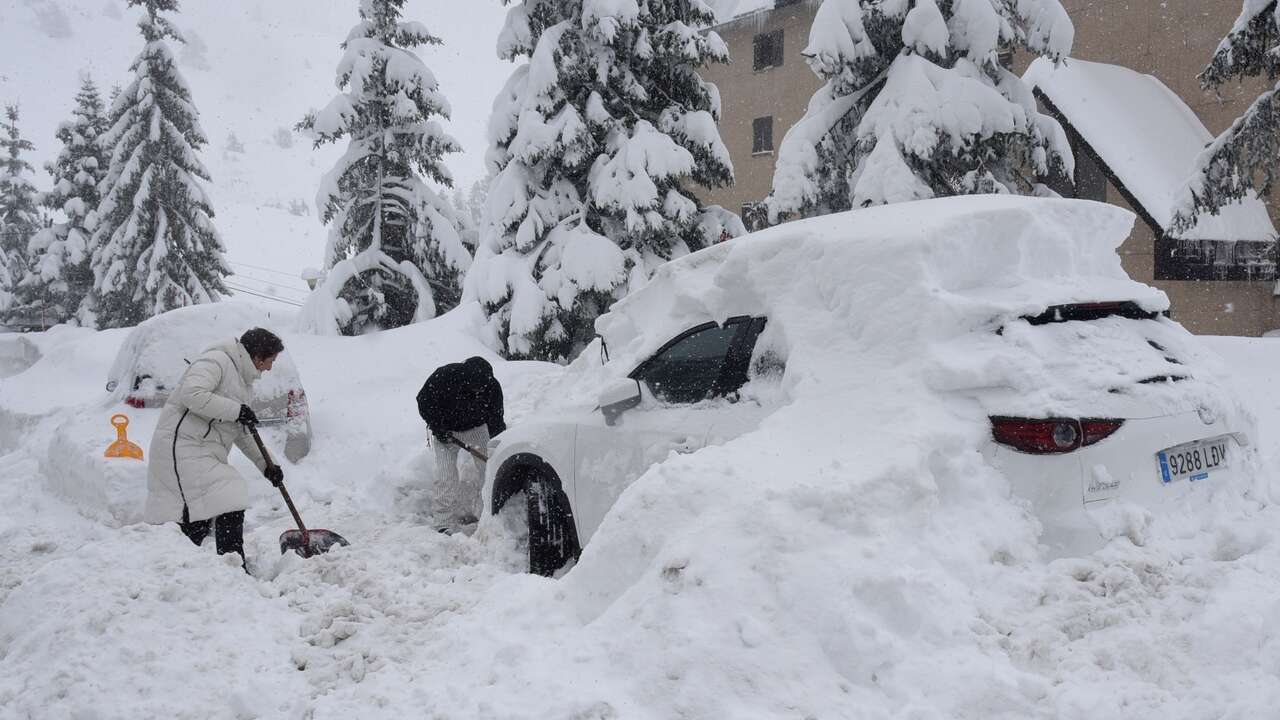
left=752, top=116, right=773, bottom=154
left=1155, top=238, right=1277, bottom=281
left=753, top=30, right=783, bottom=71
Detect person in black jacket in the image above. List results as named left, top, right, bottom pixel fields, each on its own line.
left=416, top=356, right=505, bottom=532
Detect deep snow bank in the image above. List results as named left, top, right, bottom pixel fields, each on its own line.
left=0, top=198, right=1276, bottom=719
left=0, top=304, right=561, bottom=717
left=0, top=302, right=551, bottom=529
left=0, top=333, right=41, bottom=378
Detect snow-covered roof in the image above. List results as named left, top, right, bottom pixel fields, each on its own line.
left=707, top=0, right=801, bottom=26
left=1024, top=57, right=1277, bottom=243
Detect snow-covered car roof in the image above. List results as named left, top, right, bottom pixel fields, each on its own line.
left=593, top=195, right=1163, bottom=366
left=105, top=301, right=302, bottom=401
left=549, top=195, right=1228, bottom=420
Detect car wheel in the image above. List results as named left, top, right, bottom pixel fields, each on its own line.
left=525, top=470, right=580, bottom=577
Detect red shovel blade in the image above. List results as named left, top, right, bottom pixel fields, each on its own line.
left=279, top=529, right=349, bottom=557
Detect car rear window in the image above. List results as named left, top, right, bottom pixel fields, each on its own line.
left=1020, top=301, right=1161, bottom=326
left=1000, top=303, right=1193, bottom=392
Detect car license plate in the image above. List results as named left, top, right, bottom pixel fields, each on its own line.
left=1157, top=436, right=1230, bottom=484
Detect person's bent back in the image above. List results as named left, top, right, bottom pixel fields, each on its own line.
left=416, top=356, right=505, bottom=533
left=416, top=356, right=505, bottom=440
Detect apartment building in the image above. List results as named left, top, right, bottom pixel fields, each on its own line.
left=699, top=0, right=1280, bottom=336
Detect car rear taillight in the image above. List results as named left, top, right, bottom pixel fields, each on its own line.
left=1080, top=419, right=1123, bottom=445
left=125, top=396, right=146, bottom=409
left=990, top=417, right=1124, bottom=454
left=286, top=389, right=306, bottom=418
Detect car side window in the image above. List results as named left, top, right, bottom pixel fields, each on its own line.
left=632, top=322, right=744, bottom=404
left=720, top=316, right=771, bottom=394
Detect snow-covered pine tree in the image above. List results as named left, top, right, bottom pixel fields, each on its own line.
left=0, top=105, right=41, bottom=311
left=0, top=247, right=11, bottom=314
left=447, top=183, right=482, bottom=256
left=465, top=179, right=488, bottom=231
left=766, top=0, right=1075, bottom=221
left=1172, top=1, right=1280, bottom=231
left=466, top=0, right=742, bottom=362
left=296, top=0, right=470, bottom=336
left=9, top=77, right=110, bottom=326
left=89, top=0, right=229, bottom=329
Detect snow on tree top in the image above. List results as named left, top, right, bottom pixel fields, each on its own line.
left=584, top=0, right=641, bottom=27
left=588, top=120, right=695, bottom=216
left=1024, top=57, right=1276, bottom=242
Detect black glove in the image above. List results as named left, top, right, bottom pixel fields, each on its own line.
left=264, top=465, right=284, bottom=487
left=237, top=404, right=259, bottom=428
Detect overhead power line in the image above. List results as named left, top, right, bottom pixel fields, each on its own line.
left=228, top=259, right=309, bottom=279
left=228, top=272, right=311, bottom=299
left=224, top=281, right=306, bottom=307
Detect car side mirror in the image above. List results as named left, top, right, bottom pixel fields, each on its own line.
left=599, top=378, right=642, bottom=426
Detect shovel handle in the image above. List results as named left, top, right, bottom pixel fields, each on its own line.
left=447, top=433, right=489, bottom=463
left=247, top=424, right=309, bottom=538
left=276, top=484, right=310, bottom=540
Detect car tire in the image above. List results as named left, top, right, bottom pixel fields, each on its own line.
left=525, top=470, right=579, bottom=577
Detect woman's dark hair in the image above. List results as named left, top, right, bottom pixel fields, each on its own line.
left=240, top=328, right=284, bottom=360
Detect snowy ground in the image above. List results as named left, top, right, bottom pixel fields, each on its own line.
left=0, top=307, right=560, bottom=719
left=1, top=302, right=1279, bottom=719
left=3, top=4, right=1279, bottom=717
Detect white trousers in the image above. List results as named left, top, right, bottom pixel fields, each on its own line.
left=431, top=424, right=489, bottom=527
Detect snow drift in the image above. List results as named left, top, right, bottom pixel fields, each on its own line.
left=358, top=196, right=1264, bottom=717
left=0, top=198, right=1276, bottom=719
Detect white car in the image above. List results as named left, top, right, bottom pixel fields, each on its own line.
left=104, top=302, right=313, bottom=462
left=484, top=197, right=1252, bottom=575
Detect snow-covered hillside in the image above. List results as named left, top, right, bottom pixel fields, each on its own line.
left=0, top=0, right=511, bottom=306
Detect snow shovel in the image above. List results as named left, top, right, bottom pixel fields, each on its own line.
left=247, top=424, right=349, bottom=558
left=446, top=433, right=489, bottom=462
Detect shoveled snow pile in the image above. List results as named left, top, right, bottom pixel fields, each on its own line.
left=1, top=197, right=1279, bottom=718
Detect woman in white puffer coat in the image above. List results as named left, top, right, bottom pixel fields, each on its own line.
left=145, top=328, right=286, bottom=568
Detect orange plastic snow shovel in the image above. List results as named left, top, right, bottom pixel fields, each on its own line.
left=246, top=424, right=348, bottom=557
left=104, top=414, right=144, bottom=460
